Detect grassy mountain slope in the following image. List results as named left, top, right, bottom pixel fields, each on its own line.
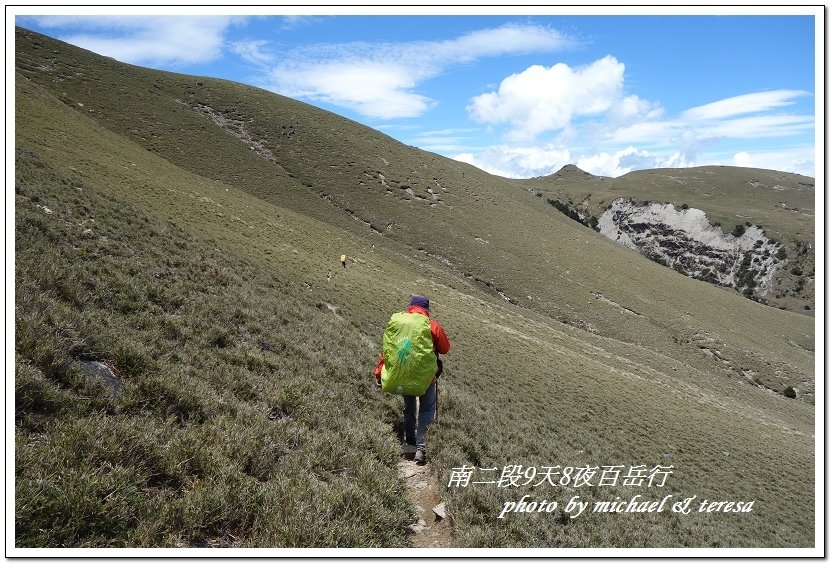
left=14, top=27, right=815, bottom=549
left=527, top=164, right=816, bottom=314
left=15, top=149, right=415, bottom=548
left=15, top=27, right=814, bottom=399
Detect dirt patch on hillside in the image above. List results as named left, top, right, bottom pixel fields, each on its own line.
left=398, top=453, right=456, bottom=548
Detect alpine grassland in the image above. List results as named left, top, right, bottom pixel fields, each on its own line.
left=14, top=27, right=816, bottom=550
left=15, top=150, right=415, bottom=547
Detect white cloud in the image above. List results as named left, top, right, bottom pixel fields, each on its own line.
left=452, top=144, right=574, bottom=178
left=576, top=147, right=691, bottom=177
left=231, top=39, right=275, bottom=67
left=272, top=60, right=434, bottom=120
left=733, top=151, right=755, bottom=168
left=26, top=16, right=813, bottom=180
left=467, top=55, right=628, bottom=141
left=681, top=90, right=811, bottom=121
left=459, top=46, right=814, bottom=179
left=407, top=128, right=479, bottom=153
left=607, top=120, right=681, bottom=144
left=453, top=138, right=815, bottom=180
left=426, top=22, right=573, bottom=63
left=700, top=114, right=814, bottom=139
left=455, top=144, right=684, bottom=179
left=280, top=16, right=325, bottom=30
left=731, top=148, right=815, bottom=177
left=258, top=23, right=573, bottom=119
left=602, top=113, right=813, bottom=171
left=25, top=16, right=240, bottom=66
left=608, top=94, right=664, bottom=126
left=594, top=90, right=814, bottom=173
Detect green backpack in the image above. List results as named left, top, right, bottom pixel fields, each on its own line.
left=380, top=311, right=437, bottom=396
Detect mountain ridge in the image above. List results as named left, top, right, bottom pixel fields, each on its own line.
left=14, top=24, right=814, bottom=405
left=13, top=26, right=816, bottom=549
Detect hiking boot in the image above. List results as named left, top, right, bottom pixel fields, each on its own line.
left=414, top=449, right=426, bottom=464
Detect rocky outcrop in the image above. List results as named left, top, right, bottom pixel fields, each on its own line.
left=598, top=199, right=782, bottom=298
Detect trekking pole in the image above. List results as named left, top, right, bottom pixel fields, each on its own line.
left=435, top=356, right=443, bottom=425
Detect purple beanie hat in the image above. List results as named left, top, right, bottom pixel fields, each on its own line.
left=409, top=294, right=430, bottom=312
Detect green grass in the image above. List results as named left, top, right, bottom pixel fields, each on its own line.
left=13, top=26, right=816, bottom=550
left=15, top=151, right=413, bottom=547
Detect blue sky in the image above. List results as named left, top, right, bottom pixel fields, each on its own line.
left=13, top=8, right=820, bottom=179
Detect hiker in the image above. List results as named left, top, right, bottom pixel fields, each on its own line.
left=340, top=254, right=347, bottom=268
left=374, top=295, right=450, bottom=464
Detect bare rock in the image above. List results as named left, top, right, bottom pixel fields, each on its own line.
left=76, top=360, right=122, bottom=396
left=432, top=503, right=447, bottom=520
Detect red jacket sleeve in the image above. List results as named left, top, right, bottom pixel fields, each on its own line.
left=430, top=320, right=450, bottom=355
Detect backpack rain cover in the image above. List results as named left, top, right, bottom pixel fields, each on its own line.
left=380, top=312, right=437, bottom=396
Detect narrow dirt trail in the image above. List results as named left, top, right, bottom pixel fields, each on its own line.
left=398, top=451, right=457, bottom=548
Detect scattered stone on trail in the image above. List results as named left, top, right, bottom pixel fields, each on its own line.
left=397, top=458, right=456, bottom=547
left=432, top=503, right=447, bottom=520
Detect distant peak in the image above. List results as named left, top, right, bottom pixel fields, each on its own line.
left=550, top=164, right=599, bottom=181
